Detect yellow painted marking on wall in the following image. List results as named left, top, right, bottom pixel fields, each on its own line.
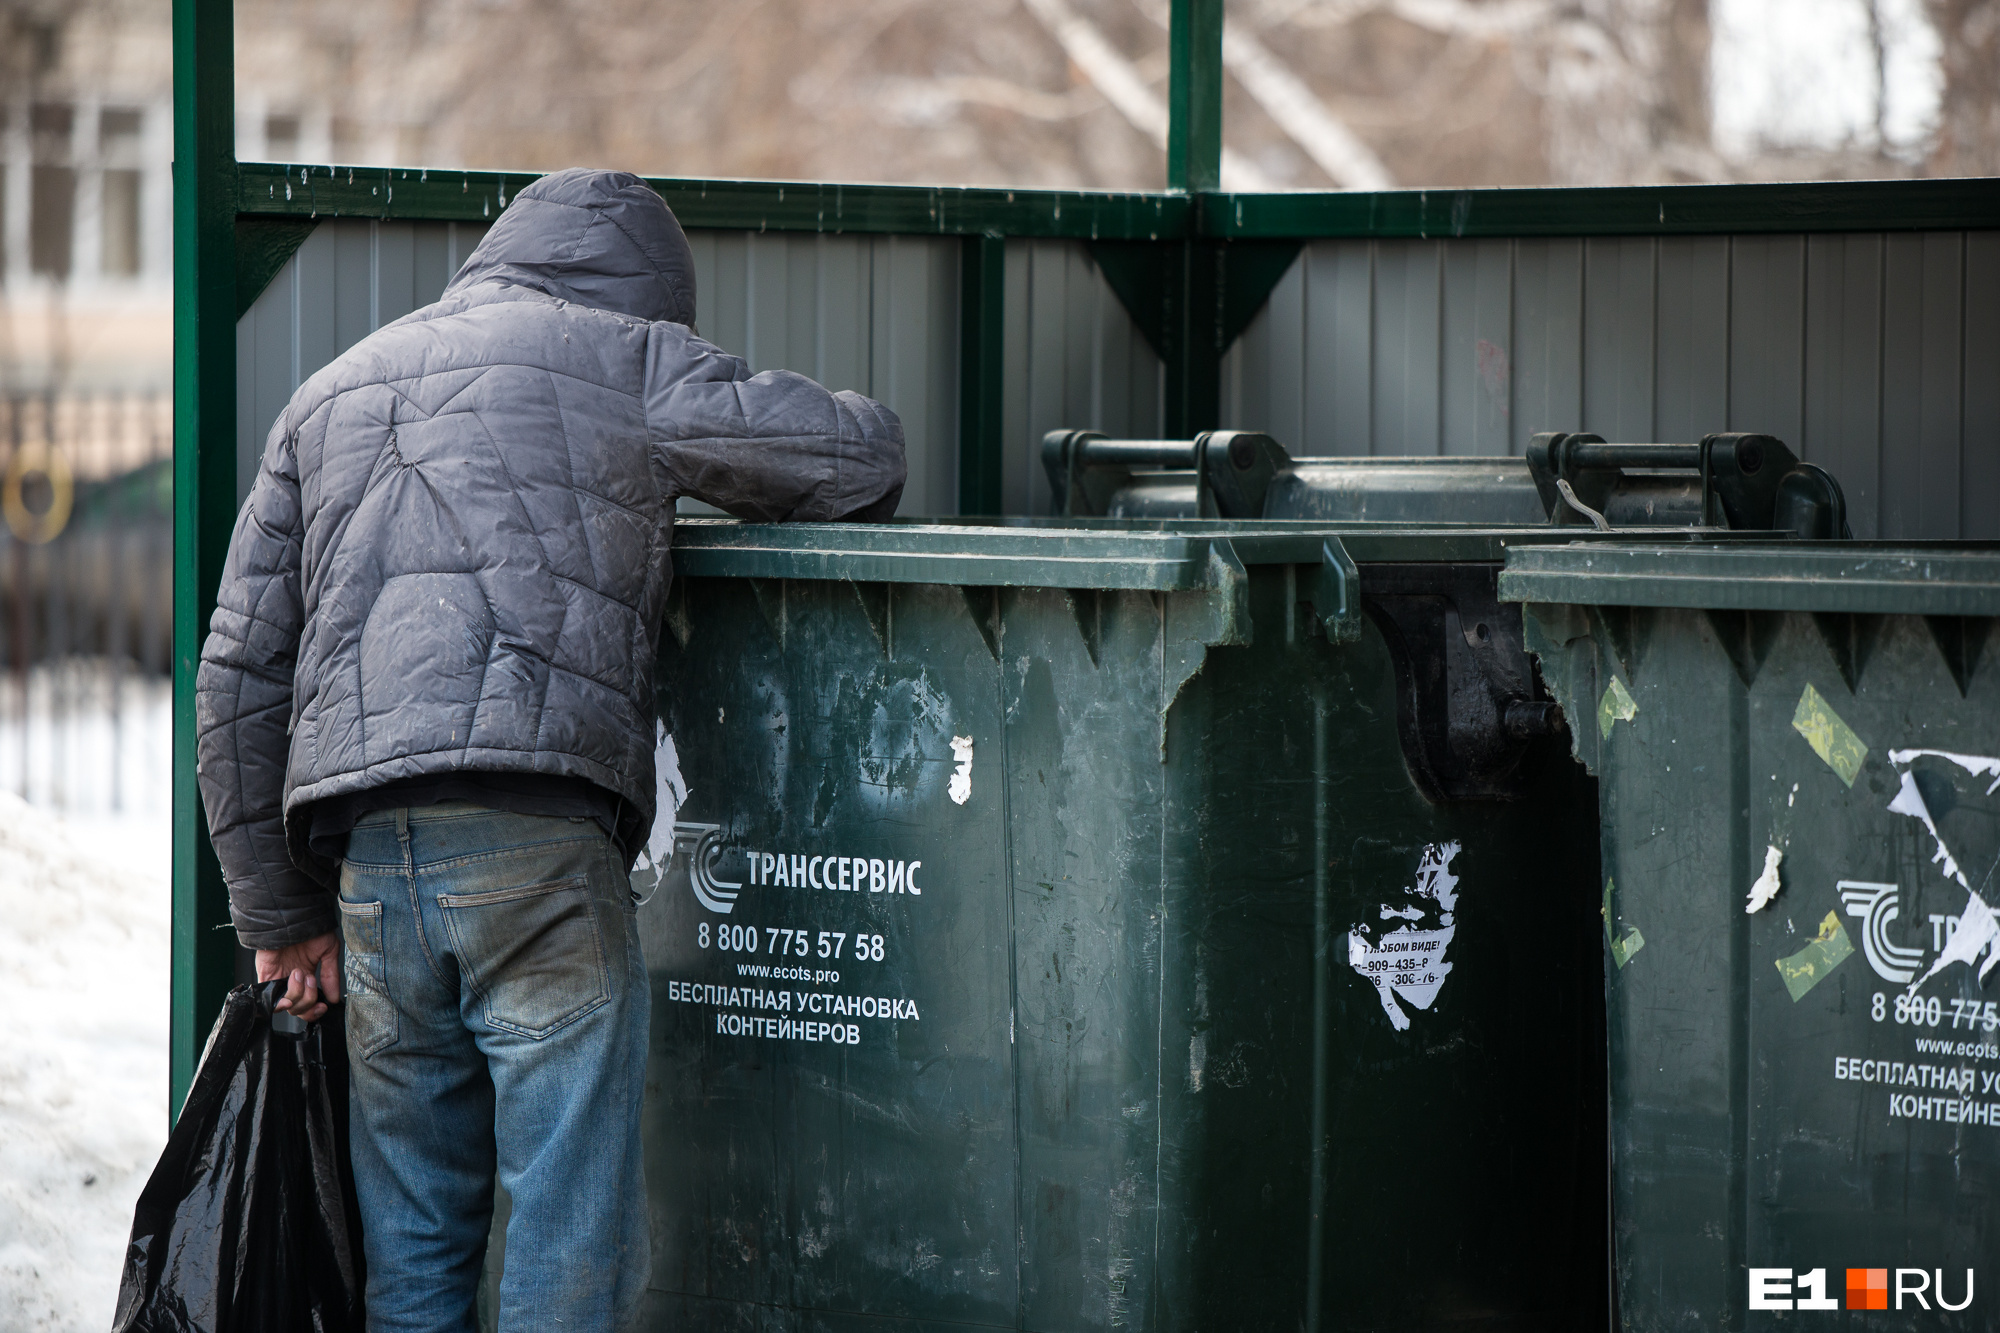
left=1792, top=683, right=1868, bottom=787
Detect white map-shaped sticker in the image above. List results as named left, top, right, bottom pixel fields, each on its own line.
left=1348, top=842, right=1462, bottom=1031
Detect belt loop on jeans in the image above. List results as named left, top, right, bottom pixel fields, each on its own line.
left=395, top=806, right=412, bottom=876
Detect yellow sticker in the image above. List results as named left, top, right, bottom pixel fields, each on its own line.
left=1603, top=877, right=1645, bottom=969
left=1774, top=911, right=1856, bottom=1002
left=1792, top=683, right=1868, bottom=787
left=1599, top=675, right=1639, bottom=739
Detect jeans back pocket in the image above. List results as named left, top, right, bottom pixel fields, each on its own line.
left=338, top=898, right=398, bottom=1058
left=437, top=876, right=611, bottom=1039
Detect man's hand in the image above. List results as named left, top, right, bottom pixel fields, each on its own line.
left=256, top=932, right=343, bottom=1023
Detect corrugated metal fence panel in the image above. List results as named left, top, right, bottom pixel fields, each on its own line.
left=683, top=231, right=961, bottom=517
left=236, top=220, right=487, bottom=504
left=237, top=223, right=1991, bottom=535
left=1002, top=239, right=1164, bottom=516
left=1221, top=231, right=2000, bottom=539
left=237, top=224, right=961, bottom=516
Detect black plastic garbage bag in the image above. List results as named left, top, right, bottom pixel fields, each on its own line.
left=113, top=983, right=365, bottom=1332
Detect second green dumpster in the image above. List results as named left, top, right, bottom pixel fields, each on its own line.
left=1502, top=542, right=2000, bottom=1333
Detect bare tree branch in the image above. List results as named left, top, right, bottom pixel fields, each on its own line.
left=1923, top=0, right=2000, bottom=172
left=1219, top=19, right=1396, bottom=186
left=1019, top=0, right=1279, bottom=187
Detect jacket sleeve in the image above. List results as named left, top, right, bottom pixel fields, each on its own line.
left=646, top=324, right=906, bottom=521
left=195, top=416, right=328, bottom=949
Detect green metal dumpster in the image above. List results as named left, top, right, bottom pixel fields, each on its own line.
left=633, top=518, right=1615, bottom=1331
left=1500, top=542, right=2000, bottom=1332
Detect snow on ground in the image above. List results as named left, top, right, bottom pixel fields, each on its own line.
left=0, top=794, right=171, bottom=1332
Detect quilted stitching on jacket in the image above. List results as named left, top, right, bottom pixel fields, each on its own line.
left=197, top=169, right=905, bottom=949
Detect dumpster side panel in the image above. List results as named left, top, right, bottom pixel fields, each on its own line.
left=1556, top=609, right=1750, bottom=1329
left=1001, top=587, right=1174, bottom=1332
left=645, top=578, right=1019, bottom=1328
left=1741, top=615, right=1998, bottom=1331
left=1528, top=600, right=2000, bottom=1333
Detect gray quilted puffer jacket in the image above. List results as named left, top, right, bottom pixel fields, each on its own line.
left=198, top=168, right=905, bottom=949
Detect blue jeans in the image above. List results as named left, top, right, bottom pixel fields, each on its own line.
left=337, top=803, right=650, bottom=1333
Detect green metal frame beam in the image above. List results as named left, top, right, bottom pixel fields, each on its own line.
left=234, top=160, right=2000, bottom=242
left=236, top=162, right=1190, bottom=240
left=171, top=0, right=240, bottom=1123
left=1167, top=0, right=1223, bottom=194
left=1209, top=177, right=2000, bottom=239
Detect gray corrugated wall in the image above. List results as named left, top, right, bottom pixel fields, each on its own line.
left=1001, top=239, right=1164, bottom=516
left=239, top=223, right=1989, bottom=536
left=1221, top=232, right=2000, bottom=539
left=235, top=221, right=968, bottom=515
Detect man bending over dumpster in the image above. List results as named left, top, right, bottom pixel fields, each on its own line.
left=196, top=168, right=905, bottom=1332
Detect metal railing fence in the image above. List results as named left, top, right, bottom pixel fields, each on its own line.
left=0, top=390, right=174, bottom=817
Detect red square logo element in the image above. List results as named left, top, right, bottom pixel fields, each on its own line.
left=1847, top=1269, right=1888, bottom=1310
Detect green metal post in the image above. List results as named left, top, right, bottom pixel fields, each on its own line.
left=1164, top=0, right=1224, bottom=434
left=1162, top=238, right=1223, bottom=437
left=171, top=0, right=239, bottom=1122
left=1166, top=0, right=1223, bottom=194
left=958, top=234, right=1006, bottom=516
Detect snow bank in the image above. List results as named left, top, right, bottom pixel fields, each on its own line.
left=0, top=794, right=170, bottom=1331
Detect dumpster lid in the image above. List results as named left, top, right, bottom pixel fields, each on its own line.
left=671, top=518, right=1776, bottom=587
left=1498, top=542, right=2000, bottom=616
left=672, top=518, right=1298, bottom=590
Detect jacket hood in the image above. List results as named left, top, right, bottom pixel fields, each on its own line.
left=446, top=168, right=696, bottom=325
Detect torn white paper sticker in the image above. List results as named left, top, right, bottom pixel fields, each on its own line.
left=1745, top=844, right=1784, bottom=914
left=947, top=735, right=974, bottom=805
left=1348, top=842, right=1462, bottom=1030
left=1888, top=747, right=2000, bottom=794
left=638, top=722, right=690, bottom=871
left=1885, top=748, right=2000, bottom=991
left=1349, top=925, right=1455, bottom=1031
left=1888, top=766, right=1970, bottom=886
left=1908, top=888, right=2000, bottom=991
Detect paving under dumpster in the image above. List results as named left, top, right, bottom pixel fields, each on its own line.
left=1500, top=543, right=2000, bottom=1332
left=631, top=518, right=1619, bottom=1331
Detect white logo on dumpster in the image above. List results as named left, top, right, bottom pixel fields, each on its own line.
left=669, top=823, right=743, bottom=914
left=1841, top=881, right=1927, bottom=985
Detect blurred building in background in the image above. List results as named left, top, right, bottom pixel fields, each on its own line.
left=1, top=0, right=173, bottom=817
left=1, top=0, right=173, bottom=392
